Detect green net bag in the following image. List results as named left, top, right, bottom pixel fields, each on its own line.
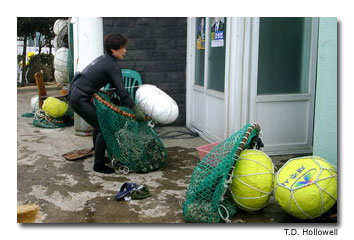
left=93, top=91, right=167, bottom=173
left=183, top=123, right=261, bottom=223
left=32, top=109, right=74, bottom=128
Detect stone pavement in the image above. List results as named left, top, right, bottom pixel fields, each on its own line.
left=17, top=86, right=337, bottom=224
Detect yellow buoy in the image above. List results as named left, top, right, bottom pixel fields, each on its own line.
left=230, top=149, right=274, bottom=211
left=274, top=156, right=337, bottom=219
left=42, top=97, right=69, bottom=118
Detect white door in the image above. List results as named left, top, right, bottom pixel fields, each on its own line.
left=186, top=17, right=231, bottom=142
left=248, top=17, right=319, bottom=155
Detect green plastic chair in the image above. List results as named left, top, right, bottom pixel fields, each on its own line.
left=121, top=69, right=142, bottom=102
left=104, top=69, right=142, bottom=102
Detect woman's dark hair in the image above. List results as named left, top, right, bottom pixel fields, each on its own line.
left=104, top=33, right=128, bottom=55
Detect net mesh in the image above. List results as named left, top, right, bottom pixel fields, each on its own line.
left=93, top=91, right=167, bottom=173
left=183, top=123, right=260, bottom=223
left=32, top=109, right=74, bottom=128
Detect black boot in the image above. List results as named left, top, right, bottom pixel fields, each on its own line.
left=93, top=131, right=114, bottom=174
left=103, top=156, right=111, bottom=164
left=93, top=163, right=115, bottom=174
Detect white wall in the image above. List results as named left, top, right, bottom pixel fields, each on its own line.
left=71, top=17, right=103, bottom=72
left=313, top=18, right=337, bottom=167
left=70, top=17, right=103, bottom=135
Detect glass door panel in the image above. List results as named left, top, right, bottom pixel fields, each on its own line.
left=195, top=17, right=205, bottom=86
left=257, top=17, right=312, bottom=95
left=207, top=17, right=227, bottom=92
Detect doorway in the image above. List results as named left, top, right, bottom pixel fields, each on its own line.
left=186, top=17, right=230, bottom=142
left=249, top=17, right=319, bottom=155
left=186, top=17, right=319, bottom=155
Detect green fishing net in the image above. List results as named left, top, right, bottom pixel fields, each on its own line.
left=93, top=91, right=167, bottom=173
left=183, top=123, right=261, bottom=223
left=32, top=109, right=74, bottom=128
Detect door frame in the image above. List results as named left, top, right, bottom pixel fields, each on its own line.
left=186, top=17, right=232, bottom=143
left=248, top=17, right=319, bottom=155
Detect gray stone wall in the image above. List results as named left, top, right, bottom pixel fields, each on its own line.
left=103, top=17, right=187, bottom=126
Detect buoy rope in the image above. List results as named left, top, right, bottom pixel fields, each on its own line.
left=317, top=182, right=325, bottom=215
left=230, top=154, right=275, bottom=202
left=276, top=173, right=337, bottom=192
left=34, top=109, right=73, bottom=124
left=232, top=178, right=272, bottom=195
left=275, top=156, right=337, bottom=192
left=233, top=172, right=273, bottom=178
left=233, top=193, right=270, bottom=200
left=288, top=179, right=337, bottom=219
left=317, top=184, right=337, bottom=201
left=274, top=156, right=337, bottom=219
left=216, top=123, right=261, bottom=221
left=231, top=197, right=265, bottom=211
left=290, top=190, right=313, bottom=219
left=233, top=183, right=271, bottom=197
left=218, top=204, right=231, bottom=223
left=234, top=156, right=274, bottom=173
left=111, top=156, right=130, bottom=174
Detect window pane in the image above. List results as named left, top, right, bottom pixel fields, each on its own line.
left=207, top=17, right=226, bottom=92
left=257, top=17, right=312, bottom=95
left=195, top=17, right=205, bottom=86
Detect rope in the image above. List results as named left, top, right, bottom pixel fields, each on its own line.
left=111, top=158, right=130, bottom=174
left=228, top=149, right=273, bottom=194
left=218, top=204, right=231, bottom=223
left=219, top=123, right=261, bottom=216
left=178, top=191, right=187, bottom=208
left=274, top=156, right=337, bottom=219
left=34, top=109, right=73, bottom=124
left=233, top=176, right=273, bottom=194
left=184, top=123, right=261, bottom=223
left=93, top=91, right=151, bottom=121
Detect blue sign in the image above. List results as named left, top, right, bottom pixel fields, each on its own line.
left=214, top=31, right=224, bottom=40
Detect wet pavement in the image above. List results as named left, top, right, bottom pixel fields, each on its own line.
left=17, top=86, right=337, bottom=224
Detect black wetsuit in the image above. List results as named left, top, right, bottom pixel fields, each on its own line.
left=69, top=53, right=135, bottom=170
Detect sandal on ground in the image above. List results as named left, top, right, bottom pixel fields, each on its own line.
left=62, top=148, right=95, bottom=161
left=115, top=182, right=150, bottom=201
left=131, top=185, right=150, bottom=200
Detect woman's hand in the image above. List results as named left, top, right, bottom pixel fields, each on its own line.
left=132, top=105, right=145, bottom=122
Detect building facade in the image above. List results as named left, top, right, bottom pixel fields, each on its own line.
left=71, top=17, right=337, bottom=166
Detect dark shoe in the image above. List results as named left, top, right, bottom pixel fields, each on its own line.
left=103, top=157, right=111, bottom=164
left=131, top=185, right=150, bottom=200
left=93, top=164, right=115, bottom=174
left=115, top=183, right=150, bottom=201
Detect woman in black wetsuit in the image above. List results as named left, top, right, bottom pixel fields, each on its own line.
left=69, top=33, right=145, bottom=174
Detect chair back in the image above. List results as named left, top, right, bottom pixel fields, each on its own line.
left=121, top=69, right=142, bottom=102
left=104, top=69, right=143, bottom=103
left=34, top=72, right=47, bottom=108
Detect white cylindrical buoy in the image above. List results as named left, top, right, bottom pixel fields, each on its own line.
left=136, top=84, right=179, bottom=124
left=54, top=48, right=70, bottom=74
left=30, top=95, right=39, bottom=112
left=53, top=19, right=67, bottom=35
left=54, top=70, right=69, bottom=86
left=53, top=36, right=58, bottom=49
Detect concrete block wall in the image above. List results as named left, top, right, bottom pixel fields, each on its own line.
left=103, top=17, right=187, bottom=125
